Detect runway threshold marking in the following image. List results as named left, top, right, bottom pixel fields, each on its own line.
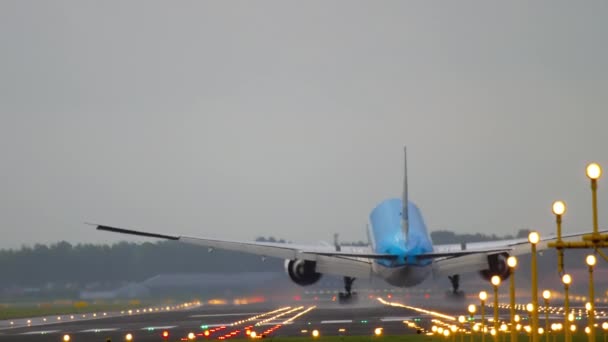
left=377, top=297, right=456, bottom=321
left=321, top=320, right=353, bottom=324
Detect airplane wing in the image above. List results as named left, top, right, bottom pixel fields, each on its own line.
left=93, top=224, right=385, bottom=278
left=429, top=229, right=608, bottom=275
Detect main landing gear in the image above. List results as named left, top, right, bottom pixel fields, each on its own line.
left=338, top=276, right=358, bottom=304
left=447, top=274, right=465, bottom=299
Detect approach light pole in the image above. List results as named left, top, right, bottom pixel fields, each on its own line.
left=562, top=274, right=572, bottom=342
left=552, top=201, right=566, bottom=274
left=586, top=163, right=602, bottom=237
left=480, top=291, right=488, bottom=342
left=491, top=275, right=501, bottom=342
left=542, top=290, right=551, bottom=342
left=529, top=231, right=540, bottom=342
left=468, top=304, right=477, bottom=342
left=586, top=254, right=596, bottom=342
left=507, top=256, right=518, bottom=342
left=459, top=315, right=466, bottom=342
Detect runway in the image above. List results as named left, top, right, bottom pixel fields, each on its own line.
left=0, top=301, right=432, bottom=341
left=2, top=297, right=605, bottom=342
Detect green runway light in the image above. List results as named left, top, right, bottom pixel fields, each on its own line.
left=201, top=325, right=208, bottom=329
left=361, top=320, right=368, bottom=324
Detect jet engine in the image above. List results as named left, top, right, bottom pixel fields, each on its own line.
left=284, top=259, right=322, bottom=286
left=479, top=253, right=511, bottom=281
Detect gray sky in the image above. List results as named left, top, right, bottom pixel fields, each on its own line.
left=1, top=1, right=607, bottom=249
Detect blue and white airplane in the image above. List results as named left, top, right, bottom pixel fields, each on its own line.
left=94, top=148, right=593, bottom=302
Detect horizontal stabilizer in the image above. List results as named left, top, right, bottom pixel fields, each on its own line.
left=310, top=251, right=398, bottom=259
left=416, top=248, right=511, bottom=259
left=94, top=224, right=180, bottom=240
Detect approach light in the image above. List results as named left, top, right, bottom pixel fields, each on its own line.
left=458, top=315, right=466, bottom=323
left=468, top=304, right=476, bottom=314
left=528, top=231, right=540, bottom=245
left=562, top=274, right=572, bottom=285
left=526, top=303, right=534, bottom=312
left=552, top=201, right=566, bottom=216
left=312, top=329, right=320, bottom=338
left=507, top=256, right=517, bottom=268
left=63, top=335, right=71, bottom=342
left=586, top=163, right=602, bottom=180
left=188, top=332, right=195, bottom=340
left=585, top=302, right=592, bottom=311
left=586, top=254, right=597, bottom=267
left=491, top=275, right=501, bottom=286
left=602, top=322, right=608, bottom=330
left=162, top=330, right=169, bottom=339
left=125, top=333, right=133, bottom=341
left=250, top=331, right=257, bottom=338
left=479, top=291, right=488, bottom=301
left=374, top=327, right=383, bottom=336
left=542, top=290, right=551, bottom=300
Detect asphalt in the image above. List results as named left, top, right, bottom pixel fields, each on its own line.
left=0, top=302, right=432, bottom=341
left=2, top=299, right=604, bottom=342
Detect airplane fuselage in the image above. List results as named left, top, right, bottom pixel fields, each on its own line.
left=368, top=198, right=433, bottom=287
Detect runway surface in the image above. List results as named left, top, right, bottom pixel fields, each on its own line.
left=0, top=300, right=439, bottom=341
left=2, top=297, right=605, bottom=342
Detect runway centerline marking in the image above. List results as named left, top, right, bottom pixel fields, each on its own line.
left=321, top=320, right=353, bottom=324
left=191, top=313, right=261, bottom=318
left=80, top=328, right=120, bottom=332
left=142, top=325, right=177, bottom=330
left=20, top=330, right=60, bottom=335
left=381, top=316, right=413, bottom=322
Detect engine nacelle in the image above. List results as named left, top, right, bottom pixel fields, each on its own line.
left=479, top=253, right=511, bottom=281
left=284, top=259, right=322, bottom=286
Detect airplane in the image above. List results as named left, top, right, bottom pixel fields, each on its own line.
left=92, top=148, right=600, bottom=303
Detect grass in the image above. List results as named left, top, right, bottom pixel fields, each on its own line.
left=0, top=300, right=154, bottom=320
left=204, top=334, right=599, bottom=342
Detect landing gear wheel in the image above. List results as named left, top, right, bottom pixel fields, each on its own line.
left=447, top=274, right=465, bottom=299
left=338, top=276, right=358, bottom=304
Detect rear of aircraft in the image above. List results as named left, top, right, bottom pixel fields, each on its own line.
left=368, top=148, right=433, bottom=267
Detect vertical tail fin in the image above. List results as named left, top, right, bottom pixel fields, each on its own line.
left=402, top=146, right=409, bottom=241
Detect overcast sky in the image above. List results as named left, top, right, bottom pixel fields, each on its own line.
left=1, top=1, right=607, bottom=249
